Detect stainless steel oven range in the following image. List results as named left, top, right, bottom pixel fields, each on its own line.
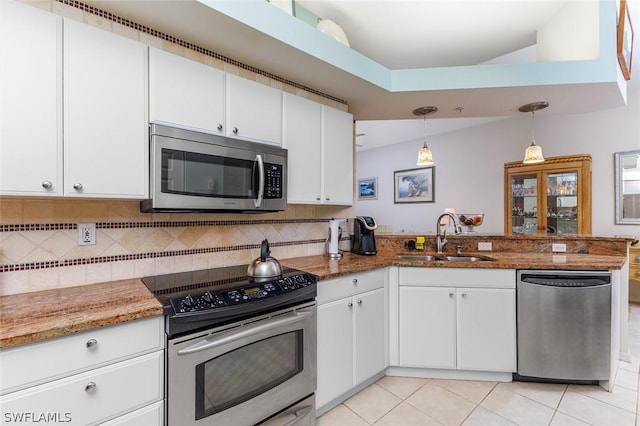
left=142, top=265, right=318, bottom=426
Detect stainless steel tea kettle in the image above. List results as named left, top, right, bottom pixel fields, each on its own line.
left=247, top=239, right=283, bottom=278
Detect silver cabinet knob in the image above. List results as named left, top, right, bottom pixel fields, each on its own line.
left=635, top=271, right=640, bottom=276
left=41, top=181, right=53, bottom=190
left=635, top=256, right=640, bottom=262
left=325, top=197, right=330, bottom=201
left=316, top=197, right=321, bottom=201
left=357, top=299, right=362, bottom=305
left=86, top=338, right=98, bottom=349
left=449, top=292, right=454, bottom=298
left=84, top=382, right=97, bottom=393
left=232, top=127, right=238, bottom=134
left=73, top=183, right=83, bottom=191
left=347, top=301, right=353, bottom=308
left=352, top=279, right=358, bottom=285
left=217, top=123, right=223, bottom=131
left=461, top=293, right=467, bottom=298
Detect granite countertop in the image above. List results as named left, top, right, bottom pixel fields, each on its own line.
left=0, top=247, right=628, bottom=350
left=282, top=251, right=629, bottom=281
left=0, top=279, right=162, bottom=349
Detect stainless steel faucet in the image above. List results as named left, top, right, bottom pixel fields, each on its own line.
left=436, top=212, right=463, bottom=253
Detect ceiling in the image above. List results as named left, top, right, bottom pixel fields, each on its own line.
left=83, top=0, right=635, bottom=150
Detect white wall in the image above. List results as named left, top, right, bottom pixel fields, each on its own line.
left=355, top=82, right=640, bottom=238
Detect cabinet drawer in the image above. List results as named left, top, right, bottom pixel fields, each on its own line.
left=399, top=267, right=515, bottom=288
left=100, top=401, right=163, bottom=426
left=0, top=351, right=163, bottom=426
left=0, top=317, right=163, bottom=394
left=317, top=269, right=385, bottom=304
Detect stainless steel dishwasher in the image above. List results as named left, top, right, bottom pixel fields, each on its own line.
left=516, top=270, right=611, bottom=383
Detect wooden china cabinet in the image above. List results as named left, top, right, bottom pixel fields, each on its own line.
left=504, top=154, right=592, bottom=235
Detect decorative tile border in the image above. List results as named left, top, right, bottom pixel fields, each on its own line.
left=57, top=0, right=348, bottom=106
left=1, top=218, right=330, bottom=233
left=0, top=238, right=331, bottom=273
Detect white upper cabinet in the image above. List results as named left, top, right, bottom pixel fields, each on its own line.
left=226, top=73, right=282, bottom=145
left=283, top=94, right=354, bottom=205
left=321, top=105, right=353, bottom=205
left=283, top=93, right=322, bottom=203
left=64, top=19, right=148, bottom=198
left=0, top=0, right=63, bottom=196
left=149, top=48, right=225, bottom=134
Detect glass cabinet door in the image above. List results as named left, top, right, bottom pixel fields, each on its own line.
left=504, top=154, right=591, bottom=236
left=545, top=171, right=578, bottom=234
left=510, top=173, right=539, bottom=234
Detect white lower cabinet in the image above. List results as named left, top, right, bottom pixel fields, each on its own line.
left=398, top=268, right=516, bottom=373
left=0, top=317, right=164, bottom=426
left=316, top=270, right=386, bottom=411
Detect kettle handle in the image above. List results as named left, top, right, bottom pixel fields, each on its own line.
left=260, top=239, right=270, bottom=261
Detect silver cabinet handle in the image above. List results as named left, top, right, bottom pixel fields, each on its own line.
left=86, top=338, right=98, bottom=349
left=461, top=293, right=467, bottom=298
left=352, top=279, right=358, bottom=285
left=347, top=301, right=353, bottom=308
left=325, top=197, right=330, bottom=201
left=232, top=127, right=238, bottom=134
left=449, top=292, right=454, bottom=298
left=41, top=181, right=53, bottom=189
left=73, top=183, right=83, bottom=191
left=316, top=197, right=321, bottom=201
left=635, top=256, right=640, bottom=262
left=217, top=123, right=223, bottom=131
left=85, top=382, right=96, bottom=393
left=357, top=299, right=362, bottom=305
left=635, top=271, right=640, bottom=276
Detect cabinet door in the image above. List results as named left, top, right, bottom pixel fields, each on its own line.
left=64, top=20, right=148, bottom=198
left=456, top=288, right=516, bottom=372
left=321, top=105, right=353, bottom=205
left=282, top=93, right=322, bottom=203
left=0, top=0, right=62, bottom=196
left=316, top=298, right=353, bottom=409
left=226, top=74, right=282, bottom=145
left=399, top=286, right=456, bottom=369
left=508, top=172, right=541, bottom=235
left=149, top=48, right=224, bottom=134
left=354, top=288, right=385, bottom=385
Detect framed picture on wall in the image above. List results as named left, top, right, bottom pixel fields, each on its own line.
left=394, top=167, right=435, bottom=203
left=358, top=177, right=378, bottom=200
left=617, top=0, right=634, bottom=80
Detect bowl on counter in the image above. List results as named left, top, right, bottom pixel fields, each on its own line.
left=457, top=214, right=484, bottom=233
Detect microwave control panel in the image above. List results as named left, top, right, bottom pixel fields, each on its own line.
left=264, top=163, right=283, bottom=199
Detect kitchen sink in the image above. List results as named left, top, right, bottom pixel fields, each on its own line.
left=439, top=255, right=495, bottom=262
left=397, top=254, right=441, bottom=261
left=397, top=254, right=495, bottom=262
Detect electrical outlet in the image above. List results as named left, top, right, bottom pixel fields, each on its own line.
left=78, top=223, right=96, bottom=246
left=478, top=242, right=492, bottom=251
left=552, top=243, right=566, bottom=253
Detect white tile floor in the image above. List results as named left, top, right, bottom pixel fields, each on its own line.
left=317, top=303, right=640, bottom=426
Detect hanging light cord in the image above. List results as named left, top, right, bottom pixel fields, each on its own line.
left=530, top=110, right=536, bottom=145
left=422, top=115, right=428, bottom=147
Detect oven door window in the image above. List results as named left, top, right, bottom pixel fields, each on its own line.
left=161, top=149, right=258, bottom=198
left=195, top=331, right=303, bottom=420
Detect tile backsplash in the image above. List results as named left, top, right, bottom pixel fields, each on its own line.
left=0, top=198, right=354, bottom=295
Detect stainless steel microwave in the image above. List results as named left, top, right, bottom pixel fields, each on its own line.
left=141, top=124, right=287, bottom=213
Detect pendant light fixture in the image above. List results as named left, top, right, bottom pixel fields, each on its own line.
left=519, top=101, right=548, bottom=164
left=413, top=106, right=438, bottom=166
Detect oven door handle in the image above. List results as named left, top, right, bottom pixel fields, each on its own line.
left=177, top=310, right=313, bottom=356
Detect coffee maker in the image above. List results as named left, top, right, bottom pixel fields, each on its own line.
left=351, top=216, right=377, bottom=255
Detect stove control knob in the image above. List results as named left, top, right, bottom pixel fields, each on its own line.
left=202, top=292, right=213, bottom=303
left=183, top=295, right=195, bottom=307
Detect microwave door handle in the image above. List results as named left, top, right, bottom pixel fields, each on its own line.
left=254, top=154, right=265, bottom=208
left=177, top=309, right=313, bottom=356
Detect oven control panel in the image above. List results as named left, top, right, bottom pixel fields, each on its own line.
left=170, top=273, right=316, bottom=314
